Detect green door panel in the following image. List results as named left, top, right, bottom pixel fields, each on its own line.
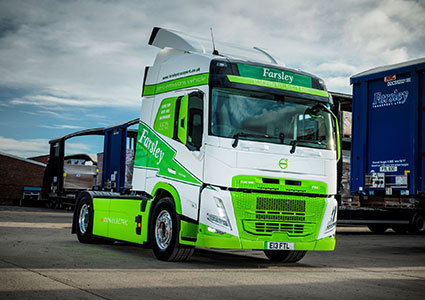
left=153, top=96, right=178, bottom=138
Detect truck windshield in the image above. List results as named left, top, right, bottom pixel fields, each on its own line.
left=210, top=88, right=335, bottom=150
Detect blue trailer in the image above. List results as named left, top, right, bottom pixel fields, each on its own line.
left=342, top=58, right=425, bottom=233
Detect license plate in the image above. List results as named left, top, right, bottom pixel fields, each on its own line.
left=266, top=242, right=295, bottom=250
left=380, top=166, right=397, bottom=172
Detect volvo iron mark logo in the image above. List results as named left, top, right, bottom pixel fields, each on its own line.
left=279, top=158, right=288, bottom=170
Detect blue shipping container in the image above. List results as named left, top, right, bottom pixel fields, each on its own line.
left=350, top=58, right=425, bottom=197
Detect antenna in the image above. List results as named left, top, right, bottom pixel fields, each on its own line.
left=210, top=28, right=219, bottom=55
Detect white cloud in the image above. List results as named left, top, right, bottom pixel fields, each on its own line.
left=1, top=0, right=424, bottom=108
left=0, top=136, right=49, bottom=157
left=0, top=136, right=92, bottom=158
left=325, top=76, right=351, bottom=94
left=316, top=63, right=359, bottom=75
left=39, top=124, right=83, bottom=130
left=343, top=0, right=425, bottom=66
left=10, top=95, right=107, bottom=107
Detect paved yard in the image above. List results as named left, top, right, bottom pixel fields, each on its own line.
left=0, top=206, right=424, bottom=299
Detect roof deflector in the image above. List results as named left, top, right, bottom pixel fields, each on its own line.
left=148, top=27, right=205, bottom=53
left=148, top=27, right=281, bottom=65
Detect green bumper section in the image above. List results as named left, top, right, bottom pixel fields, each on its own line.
left=195, top=175, right=334, bottom=251
left=196, top=224, right=335, bottom=250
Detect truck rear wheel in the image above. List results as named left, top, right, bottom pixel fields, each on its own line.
left=367, top=224, right=388, bottom=234
left=76, top=195, right=96, bottom=243
left=264, top=250, right=307, bottom=263
left=150, top=197, right=194, bottom=261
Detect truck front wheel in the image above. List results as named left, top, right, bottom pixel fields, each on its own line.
left=150, top=197, right=194, bottom=261
left=264, top=250, right=307, bottom=263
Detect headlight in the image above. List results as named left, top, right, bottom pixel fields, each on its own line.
left=206, top=197, right=232, bottom=230
left=325, top=206, right=337, bottom=233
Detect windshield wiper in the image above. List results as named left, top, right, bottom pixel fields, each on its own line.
left=232, top=132, right=284, bottom=148
left=290, top=139, right=323, bottom=154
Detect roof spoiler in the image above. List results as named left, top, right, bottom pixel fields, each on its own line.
left=148, top=27, right=281, bottom=65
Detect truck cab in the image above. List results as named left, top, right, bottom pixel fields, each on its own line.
left=73, top=27, right=340, bottom=262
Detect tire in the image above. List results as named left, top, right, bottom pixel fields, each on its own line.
left=410, top=214, right=425, bottom=234
left=264, top=250, right=307, bottom=263
left=367, top=224, right=388, bottom=234
left=150, top=197, right=194, bottom=262
left=75, top=195, right=96, bottom=243
left=391, top=225, right=408, bottom=234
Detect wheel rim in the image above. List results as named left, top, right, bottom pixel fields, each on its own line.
left=155, top=210, right=173, bottom=250
left=78, top=203, right=89, bottom=234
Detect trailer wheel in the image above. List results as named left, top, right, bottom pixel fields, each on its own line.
left=76, top=195, right=96, bottom=243
left=264, top=250, right=307, bottom=263
left=150, top=197, right=194, bottom=261
left=410, top=214, right=425, bottom=234
left=367, top=224, right=388, bottom=234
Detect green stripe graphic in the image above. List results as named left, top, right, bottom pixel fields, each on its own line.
left=227, top=75, right=329, bottom=98
left=134, top=121, right=202, bottom=186
left=143, top=73, right=209, bottom=96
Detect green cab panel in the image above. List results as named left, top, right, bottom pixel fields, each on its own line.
left=153, top=96, right=178, bottom=138
left=92, top=197, right=151, bottom=245
left=92, top=198, right=111, bottom=237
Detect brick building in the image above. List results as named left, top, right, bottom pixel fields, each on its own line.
left=0, top=152, right=47, bottom=201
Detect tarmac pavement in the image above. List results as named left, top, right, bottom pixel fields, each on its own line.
left=0, top=205, right=424, bottom=300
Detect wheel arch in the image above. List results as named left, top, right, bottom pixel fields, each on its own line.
left=151, top=182, right=182, bottom=215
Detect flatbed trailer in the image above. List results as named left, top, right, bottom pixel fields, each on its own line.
left=42, top=119, right=138, bottom=208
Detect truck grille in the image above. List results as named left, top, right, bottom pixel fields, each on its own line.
left=232, top=194, right=325, bottom=237
left=257, top=197, right=305, bottom=212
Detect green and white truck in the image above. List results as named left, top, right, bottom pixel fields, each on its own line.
left=73, top=27, right=340, bottom=262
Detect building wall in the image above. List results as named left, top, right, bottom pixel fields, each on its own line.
left=28, top=155, right=49, bottom=165
left=0, top=154, right=46, bottom=200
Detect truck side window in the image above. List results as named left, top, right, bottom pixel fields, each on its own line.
left=154, top=93, right=203, bottom=150
left=174, top=92, right=204, bottom=150
left=187, top=93, right=203, bottom=151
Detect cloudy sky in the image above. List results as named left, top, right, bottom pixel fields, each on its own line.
left=1, top=0, right=424, bottom=158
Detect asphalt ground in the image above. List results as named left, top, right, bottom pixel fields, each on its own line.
left=0, top=205, right=424, bottom=300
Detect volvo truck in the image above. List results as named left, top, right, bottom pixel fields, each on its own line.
left=72, top=27, right=340, bottom=262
